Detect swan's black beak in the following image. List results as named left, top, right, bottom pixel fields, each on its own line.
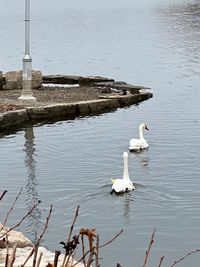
left=145, top=125, right=149, bottom=131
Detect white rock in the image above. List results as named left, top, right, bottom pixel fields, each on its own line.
left=0, top=224, right=33, bottom=248
left=0, top=246, right=84, bottom=267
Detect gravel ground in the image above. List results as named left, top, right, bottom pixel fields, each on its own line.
left=0, top=86, right=103, bottom=113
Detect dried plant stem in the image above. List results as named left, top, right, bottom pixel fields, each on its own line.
left=7, top=244, right=17, bottom=267
left=21, top=247, right=36, bottom=267
left=67, top=205, right=80, bottom=243
left=65, top=247, right=79, bottom=267
left=86, top=252, right=93, bottom=267
left=0, top=200, right=41, bottom=240
left=169, top=249, right=200, bottom=267
left=98, top=229, right=123, bottom=249
left=54, top=250, right=61, bottom=267
left=32, top=205, right=53, bottom=267
left=140, top=229, right=156, bottom=267
left=157, top=255, right=165, bottom=267
left=81, top=235, right=87, bottom=267
left=35, top=252, right=43, bottom=267
left=36, top=205, right=53, bottom=246
left=62, top=206, right=80, bottom=267
left=5, top=235, right=9, bottom=267
left=32, top=246, right=39, bottom=267
left=64, top=251, right=73, bottom=267
left=1, top=188, right=22, bottom=232
left=21, top=205, right=53, bottom=267
left=95, top=235, right=100, bottom=267
left=72, top=229, right=123, bottom=267
left=0, top=190, right=7, bottom=201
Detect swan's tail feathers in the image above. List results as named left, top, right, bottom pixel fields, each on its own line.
left=111, top=178, right=116, bottom=184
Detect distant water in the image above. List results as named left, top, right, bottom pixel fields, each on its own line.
left=0, top=1, right=200, bottom=266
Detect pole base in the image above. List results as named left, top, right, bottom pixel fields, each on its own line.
left=18, top=95, right=36, bottom=102
left=19, top=79, right=36, bottom=102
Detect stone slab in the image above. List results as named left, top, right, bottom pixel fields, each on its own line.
left=0, top=109, right=29, bottom=130
left=42, top=75, right=82, bottom=84
left=5, top=70, right=42, bottom=90
left=0, top=92, right=153, bottom=131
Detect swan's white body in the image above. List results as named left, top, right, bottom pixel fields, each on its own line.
left=111, top=152, right=135, bottom=193
left=129, top=123, right=149, bottom=151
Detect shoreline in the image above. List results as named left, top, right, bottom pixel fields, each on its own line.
left=0, top=73, right=153, bottom=131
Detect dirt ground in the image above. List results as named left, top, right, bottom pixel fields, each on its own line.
left=0, top=86, right=103, bottom=113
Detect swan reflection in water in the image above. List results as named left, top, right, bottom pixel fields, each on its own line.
left=129, top=148, right=150, bottom=167
left=111, top=188, right=136, bottom=223
left=24, top=126, right=42, bottom=243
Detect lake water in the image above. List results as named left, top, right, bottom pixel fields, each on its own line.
left=0, top=0, right=200, bottom=266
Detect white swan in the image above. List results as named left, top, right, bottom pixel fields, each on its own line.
left=111, top=152, right=135, bottom=193
left=129, top=123, right=149, bottom=151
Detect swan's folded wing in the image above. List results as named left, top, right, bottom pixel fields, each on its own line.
left=129, top=138, right=149, bottom=150
left=129, top=138, right=141, bottom=150
left=112, top=179, right=126, bottom=193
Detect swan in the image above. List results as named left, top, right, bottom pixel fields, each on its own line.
left=111, top=152, right=135, bottom=194
left=129, top=123, right=149, bottom=151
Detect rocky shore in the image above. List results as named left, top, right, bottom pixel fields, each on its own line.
left=0, top=71, right=153, bottom=131
left=0, top=224, right=83, bottom=267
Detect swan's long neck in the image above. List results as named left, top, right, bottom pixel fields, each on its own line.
left=139, top=125, right=144, bottom=140
left=123, top=154, right=130, bottom=180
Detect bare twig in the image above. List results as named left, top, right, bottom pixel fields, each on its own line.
left=95, top=235, right=100, bottom=267
left=64, top=250, right=73, bottom=267
left=21, top=205, right=53, bottom=267
left=86, top=254, right=93, bottom=267
left=98, top=229, right=123, bottom=249
left=35, top=252, right=43, bottom=267
left=0, top=190, right=7, bottom=201
left=54, top=250, right=61, bottom=267
left=72, top=229, right=123, bottom=267
left=1, top=188, right=23, bottom=232
left=140, top=229, right=156, bottom=267
left=157, top=255, right=165, bottom=267
left=32, top=246, right=39, bottom=267
left=169, top=249, right=200, bottom=267
left=4, top=234, right=9, bottom=267
left=21, top=247, right=36, bottom=267
left=67, top=205, right=80, bottom=243
left=64, top=244, right=79, bottom=267
left=62, top=206, right=80, bottom=267
left=7, top=244, right=17, bottom=267
left=80, top=228, right=96, bottom=252
left=32, top=204, right=53, bottom=267
left=81, top=235, right=87, bottom=267
left=36, top=204, right=53, bottom=247
left=0, top=200, right=41, bottom=239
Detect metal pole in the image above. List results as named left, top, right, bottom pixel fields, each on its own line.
left=19, top=0, right=36, bottom=101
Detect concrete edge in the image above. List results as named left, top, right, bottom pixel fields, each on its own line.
left=0, top=92, right=153, bottom=131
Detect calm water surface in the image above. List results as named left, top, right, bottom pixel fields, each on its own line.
left=0, top=0, right=200, bottom=266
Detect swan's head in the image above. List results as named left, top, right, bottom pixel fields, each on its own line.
left=140, top=123, right=149, bottom=131
left=123, top=152, right=129, bottom=159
